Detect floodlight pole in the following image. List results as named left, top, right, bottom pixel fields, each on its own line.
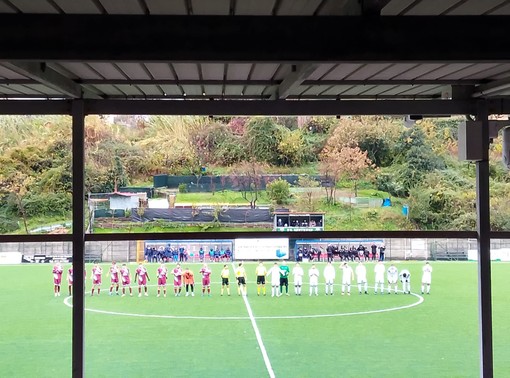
left=476, top=101, right=493, bottom=378
left=72, top=99, right=85, bottom=378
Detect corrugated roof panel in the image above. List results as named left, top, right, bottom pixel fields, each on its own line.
left=92, top=84, right=125, bottom=96
left=283, top=84, right=307, bottom=96
left=322, top=64, right=363, bottom=80
left=404, top=0, right=461, bottom=15
left=226, top=64, right=252, bottom=80
left=115, top=84, right=144, bottom=96
left=0, top=65, right=29, bottom=79
left=224, top=85, right=244, bottom=96
left=53, top=0, right=101, bottom=14
left=379, top=85, right=415, bottom=95
left=9, top=0, right=59, bottom=13
left=203, top=85, right=223, bottom=96
left=0, top=2, right=17, bottom=12
left=88, top=63, right=126, bottom=80
left=24, top=83, right=62, bottom=95
left=414, top=86, right=443, bottom=95
left=396, top=84, right=441, bottom=95
left=137, top=85, right=163, bottom=96
left=440, top=63, right=501, bottom=80
left=322, top=85, right=353, bottom=95
left=7, top=84, right=45, bottom=95
left=59, top=62, right=104, bottom=80
left=251, top=64, right=279, bottom=80
left=307, top=64, right=336, bottom=80
left=301, top=85, right=331, bottom=96
left=192, top=0, right=230, bottom=15
left=341, top=85, right=378, bottom=96
left=181, top=85, right=202, bottom=96
left=116, top=63, right=151, bottom=80
left=99, top=0, right=144, bottom=14
left=447, top=0, right=507, bottom=15
left=489, top=3, right=510, bottom=14
left=201, top=64, right=224, bottom=80
left=277, top=0, right=322, bottom=15
left=172, top=64, right=199, bottom=80
left=345, top=63, right=393, bottom=80
left=370, top=63, right=418, bottom=80
left=236, top=0, right=274, bottom=15
left=359, top=85, right=400, bottom=96
left=464, top=64, right=510, bottom=79
left=243, top=85, right=266, bottom=96
left=381, top=0, right=416, bottom=15
left=0, top=85, right=27, bottom=95
left=144, top=63, right=175, bottom=80
left=391, top=64, right=445, bottom=80
left=145, top=0, right=187, bottom=14
left=417, top=63, right=474, bottom=80
left=272, top=64, right=292, bottom=81
left=159, top=85, right=182, bottom=95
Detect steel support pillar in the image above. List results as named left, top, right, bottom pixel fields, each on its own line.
left=476, top=101, right=493, bottom=377
left=72, top=99, right=85, bottom=378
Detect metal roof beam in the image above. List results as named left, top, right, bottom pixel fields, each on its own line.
left=269, top=64, right=318, bottom=100
left=473, top=78, right=510, bottom=97
left=0, top=15, right=510, bottom=61
left=0, top=98, right=509, bottom=116
left=1, top=62, right=101, bottom=99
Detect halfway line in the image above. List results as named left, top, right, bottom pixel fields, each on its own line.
left=242, top=293, right=276, bottom=378
left=233, top=263, right=276, bottom=378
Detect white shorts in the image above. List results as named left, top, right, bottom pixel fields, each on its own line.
left=388, top=277, right=398, bottom=284
left=422, top=276, right=431, bottom=284
left=342, top=278, right=351, bottom=285
left=357, top=278, right=367, bottom=284
left=271, top=279, right=280, bottom=286
left=310, top=278, right=318, bottom=286
left=325, top=278, right=334, bottom=285
left=294, top=277, right=303, bottom=286
left=375, top=275, right=384, bottom=284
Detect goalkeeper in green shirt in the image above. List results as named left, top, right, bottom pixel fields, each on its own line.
left=279, top=263, right=290, bottom=296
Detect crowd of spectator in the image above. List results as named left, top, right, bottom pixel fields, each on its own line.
left=296, top=243, right=386, bottom=262
left=144, top=245, right=233, bottom=263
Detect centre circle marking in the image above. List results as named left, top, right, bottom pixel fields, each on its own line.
left=63, top=291, right=424, bottom=320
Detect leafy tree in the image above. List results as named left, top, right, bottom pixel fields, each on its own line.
left=245, top=118, right=282, bottom=164
left=0, top=171, right=33, bottom=233
left=277, top=129, right=306, bottom=166
left=266, top=178, right=291, bottom=205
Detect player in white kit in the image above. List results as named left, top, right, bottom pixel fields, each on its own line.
left=340, top=262, right=354, bottom=296
left=386, top=264, right=399, bottom=294
left=421, top=262, right=433, bottom=294
left=323, top=261, right=336, bottom=295
left=267, top=262, right=281, bottom=297
left=355, top=261, right=368, bottom=294
left=400, top=268, right=411, bottom=294
left=374, top=261, right=385, bottom=294
left=292, top=262, right=304, bottom=295
left=308, top=264, right=320, bottom=296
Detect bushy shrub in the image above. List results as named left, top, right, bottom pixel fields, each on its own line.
left=22, top=192, right=72, bottom=217
left=178, top=183, right=188, bottom=193
left=266, top=178, right=291, bottom=205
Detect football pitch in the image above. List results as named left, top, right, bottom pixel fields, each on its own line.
left=1, top=261, right=509, bottom=378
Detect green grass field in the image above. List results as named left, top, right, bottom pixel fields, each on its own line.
left=0, top=261, right=509, bottom=377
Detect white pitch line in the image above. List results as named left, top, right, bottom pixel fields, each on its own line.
left=237, top=271, right=276, bottom=378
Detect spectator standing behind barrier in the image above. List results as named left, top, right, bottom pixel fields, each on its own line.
left=379, top=245, right=386, bottom=261
left=371, top=243, right=378, bottom=261
left=326, top=243, right=334, bottom=262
